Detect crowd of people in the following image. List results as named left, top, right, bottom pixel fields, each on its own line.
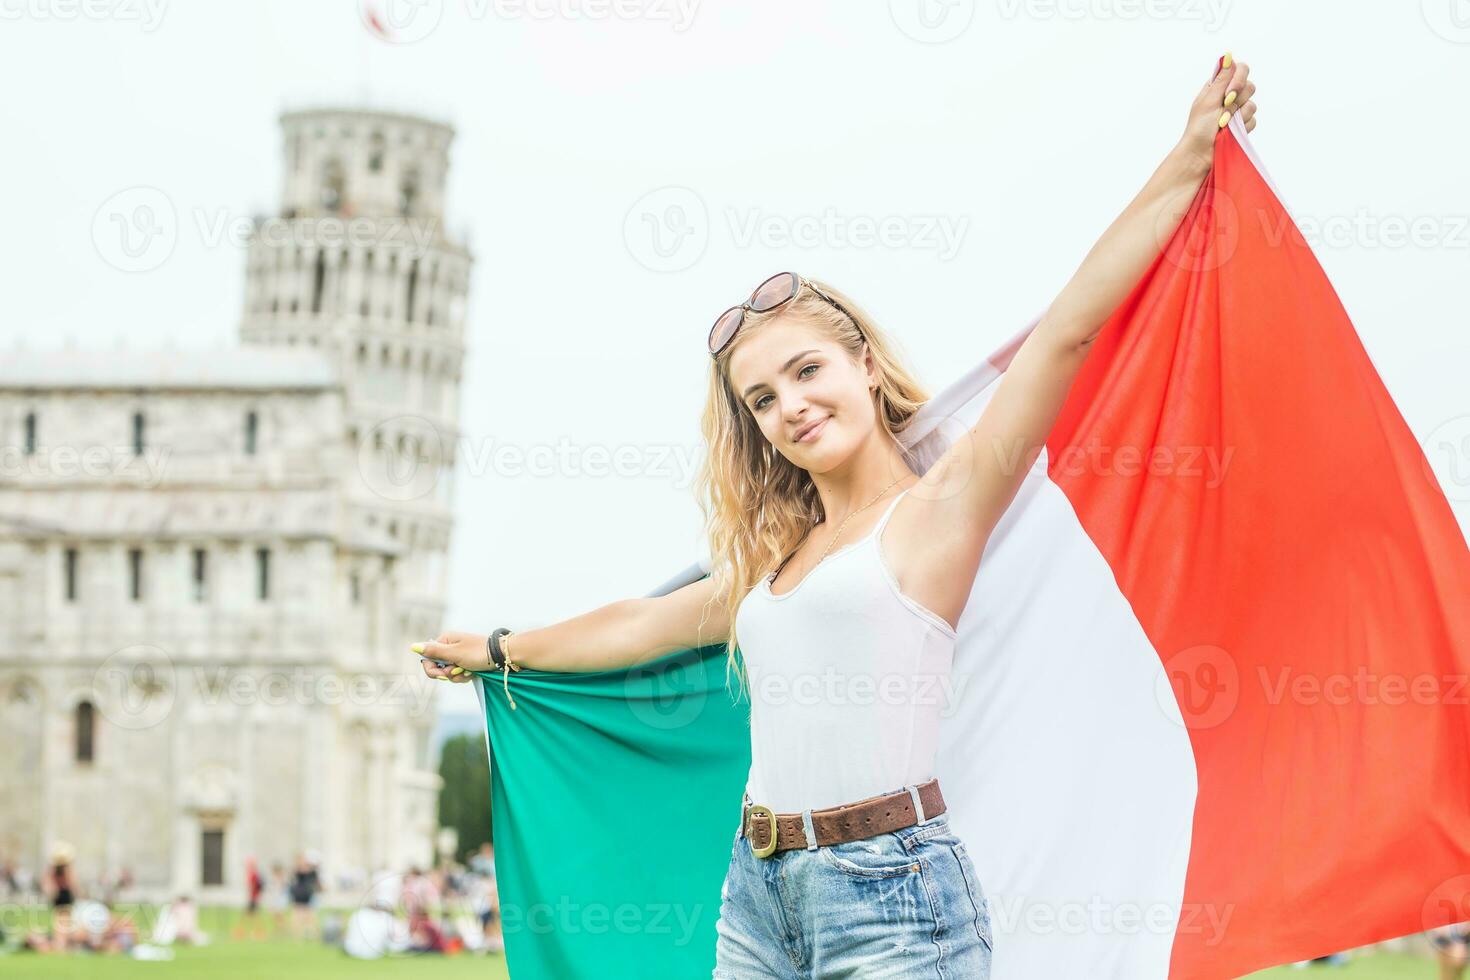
left=339, top=843, right=505, bottom=958
left=0, top=841, right=503, bottom=961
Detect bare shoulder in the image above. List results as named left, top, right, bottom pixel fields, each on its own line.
left=879, top=468, right=991, bottom=633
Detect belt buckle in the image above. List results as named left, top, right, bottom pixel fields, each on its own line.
left=745, top=804, right=778, bottom=859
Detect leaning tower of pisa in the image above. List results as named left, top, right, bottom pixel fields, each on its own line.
left=0, top=106, right=474, bottom=900
left=237, top=107, right=474, bottom=881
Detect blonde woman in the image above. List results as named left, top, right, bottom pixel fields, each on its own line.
left=415, top=56, right=1257, bottom=978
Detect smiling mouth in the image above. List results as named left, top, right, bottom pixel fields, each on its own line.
left=795, top=418, right=828, bottom=444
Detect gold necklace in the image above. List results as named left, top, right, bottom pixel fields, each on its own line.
left=815, top=474, right=910, bottom=564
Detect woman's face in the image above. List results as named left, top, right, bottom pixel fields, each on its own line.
left=726, top=317, right=876, bottom=473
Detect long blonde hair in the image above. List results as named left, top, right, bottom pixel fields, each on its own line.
left=691, top=277, right=932, bottom=699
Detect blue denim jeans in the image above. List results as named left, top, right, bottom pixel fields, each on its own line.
left=713, top=808, right=994, bottom=978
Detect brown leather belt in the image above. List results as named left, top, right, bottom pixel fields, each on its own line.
left=740, top=778, right=946, bottom=859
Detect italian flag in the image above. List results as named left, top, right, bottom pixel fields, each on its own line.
left=474, top=104, right=1470, bottom=979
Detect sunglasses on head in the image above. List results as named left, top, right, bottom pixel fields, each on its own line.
left=707, top=272, right=860, bottom=358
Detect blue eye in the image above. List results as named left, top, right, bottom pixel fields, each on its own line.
left=751, top=364, right=819, bottom=412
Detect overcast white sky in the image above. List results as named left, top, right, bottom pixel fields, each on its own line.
left=4, top=1, right=1467, bottom=714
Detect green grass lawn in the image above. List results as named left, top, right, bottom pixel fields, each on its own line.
left=0, top=905, right=510, bottom=979
left=0, top=905, right=1441, bottom=978
left=1249, top=952, right=1442, bottom=978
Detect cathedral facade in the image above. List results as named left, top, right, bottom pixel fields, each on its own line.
left=0, top=107, right=471, bottom=902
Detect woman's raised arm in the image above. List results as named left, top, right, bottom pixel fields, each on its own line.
left=909, top=57, right=1256, bottom=562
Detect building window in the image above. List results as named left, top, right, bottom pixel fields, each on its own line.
left=132, top=412, right=145, bottom=455
left=398, top=170, right=419, bottom=216
left=244, top=411, right=258, bottom=455
left=23, top=412, right=37, bottom=455
left=192, top=548, right=208, bottom=603
left=201, top=829, right=225, bottom=886
left=368, top=131, right=385, bottom=173
left=405, top=257, right=419, bottom=323
left=256, top=548, right=270, bottom=601
left=75, top=701, right=95, bottom=763
left=128, top=548, right=143, bottom=602
left=321, top=159, right=345, bottom=213
left=310, top=250, right=326, bottom=314
left=349, top=572, right=361, bottom=605
left=64, top=547, right=78, bottom=602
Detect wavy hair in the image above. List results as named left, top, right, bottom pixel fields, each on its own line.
left=691, top=277, right=932, bottom=700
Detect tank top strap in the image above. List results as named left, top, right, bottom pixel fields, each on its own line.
left=873, top=485, right=913, bottom=536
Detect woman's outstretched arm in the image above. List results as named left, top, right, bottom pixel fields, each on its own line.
left=412, top=571, right=733, bottom=680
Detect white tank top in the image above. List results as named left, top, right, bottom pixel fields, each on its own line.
left=734, top=487, right=959, bottom=813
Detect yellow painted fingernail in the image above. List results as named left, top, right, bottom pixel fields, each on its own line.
left=1218, top=110, right=1232, bottom=128
left=435, top=675, right=449, bottom=681
left=1222, top=52, right=1232, bottom=69
left=1223, top=90, right=1237, bottom=107
left=450, top=666, right=464, bottom=675
left=411, top=643, right=424, bottom=654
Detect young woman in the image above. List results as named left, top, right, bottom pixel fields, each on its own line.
left=415, top=56, right=1258, bottom=978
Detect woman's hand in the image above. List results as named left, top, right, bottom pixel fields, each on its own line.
left=411, top=630, right=491, bottom=682
left=1177, top=54, right=1258, bottom=174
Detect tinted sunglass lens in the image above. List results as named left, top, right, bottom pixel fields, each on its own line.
left=709, top=307, right=744, bottom=353
left=750, top=272, right=798, bottom=312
